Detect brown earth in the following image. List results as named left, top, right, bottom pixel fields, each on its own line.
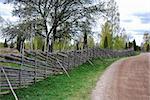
left=0, top=48, right=19, bottom=54
left=91, top=53, right=150, bottom=100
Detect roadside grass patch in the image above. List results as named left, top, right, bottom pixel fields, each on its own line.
left=0, top=62, right=20, bottom=68
left=1, top=57, right=120, bottom=100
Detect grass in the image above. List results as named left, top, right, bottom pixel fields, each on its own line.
left=1, top=57, right=121, bottom=100
left=0, top=62, right=20, bottom=68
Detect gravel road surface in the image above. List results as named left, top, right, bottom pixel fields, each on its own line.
left=91, top=53, right=150, bottom=100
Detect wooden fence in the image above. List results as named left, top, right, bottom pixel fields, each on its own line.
left=0, top=48, right=135, bottom=94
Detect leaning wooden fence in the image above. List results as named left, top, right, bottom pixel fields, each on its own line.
left=0, top=48, right=135, bottom=94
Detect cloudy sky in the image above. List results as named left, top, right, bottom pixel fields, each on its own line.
left=0, top=0, right=150, bottom=45
left=0, top=0, right=18, bottom=22
left=116, top=0, right=150, bottom=45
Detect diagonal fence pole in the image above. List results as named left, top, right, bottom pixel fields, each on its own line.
left=1, top=67, right=18, bottom=100
left=56, top=59, right=70, bottom=78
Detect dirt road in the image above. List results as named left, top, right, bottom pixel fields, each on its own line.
left=91, top=53, right=150, bottom=100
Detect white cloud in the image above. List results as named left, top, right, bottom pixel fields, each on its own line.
left=116, top=0, right=150, bottom=45
left=0, top=2, right=18, bottom=22
left=117, top=0, right=150, bottom=15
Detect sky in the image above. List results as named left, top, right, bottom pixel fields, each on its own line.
left=0, top=0, right=18, bottom=22
left=0, top=0, right=150, bottom=45
left=116, top=0, right=150, bottom=45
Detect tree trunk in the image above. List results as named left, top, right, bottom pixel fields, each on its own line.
left=76, top=41, right=79, bottom=50
left=49, top=41, right=53, bottom=52
left=49, top=26, right=57, bottom=52
left=44, top=19, right=49, bottom=52
left=46, top=36, right=51, bottom=52
left=146, top=44, right=149, bottom=52
left=83, top=32, right=88, bottom=49
left=104, top=36, right=108, bottom=48
left=16, top=36, right=22, bottom=52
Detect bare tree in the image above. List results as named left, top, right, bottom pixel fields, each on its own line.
left=106, top=0, right=120, bottom=36
left=4, top=0, right=107, bottom=52
left=2, top=20, right=32, bottom=51
left=143, top=33, right=150, bottom=44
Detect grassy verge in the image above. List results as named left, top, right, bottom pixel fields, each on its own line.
left=1, top=57, right=121, bottom=100
left=0, top=62, right=20, bottom=68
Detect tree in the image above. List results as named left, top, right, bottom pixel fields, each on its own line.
left=104, top=36, right=108, bottom=48
left=113, top=36, right=125, bottom=50
left=4, top=39, right=8, bottom=48
left=133, top=39, right=136, bottom=51
left=53, top=37, right=71, bottom=52
left=16, top=35, right=23, bottom=51
left=10, top=41, right=14, bottom=48
left=5, top=0, right=107, bottom=52
left=136, top=46, right=141, bottom=51
left=2, top=21, right=31, bottom=51
left=106, top=0, right=120, bottom=36
left=143, top=33, right=150, bottom=44
left=100, top=21, right=112, bottom=49
left=125, top=42, right=128, bottom=49
left=77, top=19, right=93, bottom=49
left=33, top=35, right=44, bottom=50
left=88, top=36, right=95, bottom=48
left=142, top=33, right=150, bottom=51
left=146, top=44, right=149, bottom=52
left=129, top=42, right=133, bottom=48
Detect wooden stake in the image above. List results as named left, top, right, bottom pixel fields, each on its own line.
left=1, top=67, right=18, bottom=100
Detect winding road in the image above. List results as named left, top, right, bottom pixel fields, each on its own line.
left=91, top=53, right=150, bottom=100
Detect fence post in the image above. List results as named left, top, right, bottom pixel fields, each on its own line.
left=62, top=55, right=65, bottom=70
left=87, top=48, right=89, bottom=60
left=93, top=48, right=95, bottom=58
left=67, top=53, right=70, bottom=70
left=34, top=51, right=37, bottom=84
left=0, top=67, right=2, bottom=93
left=45, top=51, right=49, bottom=78
left=74, top=50, right=77, bottom=67
left=19, top=41, right=24, bottom=88
left=92, top=48, right=94, bottom=59
left=80, top=50, right=83, bottom=64
left=19, top=69, right=21, bottom=88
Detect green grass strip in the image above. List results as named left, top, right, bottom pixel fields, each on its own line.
left=1, top=57, right=120, bottom=100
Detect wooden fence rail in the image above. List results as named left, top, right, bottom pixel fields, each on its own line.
left=0, top=48, right=135, bottom=94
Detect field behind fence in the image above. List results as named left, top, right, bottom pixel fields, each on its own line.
left=0, top=48, right=135, bottom=94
